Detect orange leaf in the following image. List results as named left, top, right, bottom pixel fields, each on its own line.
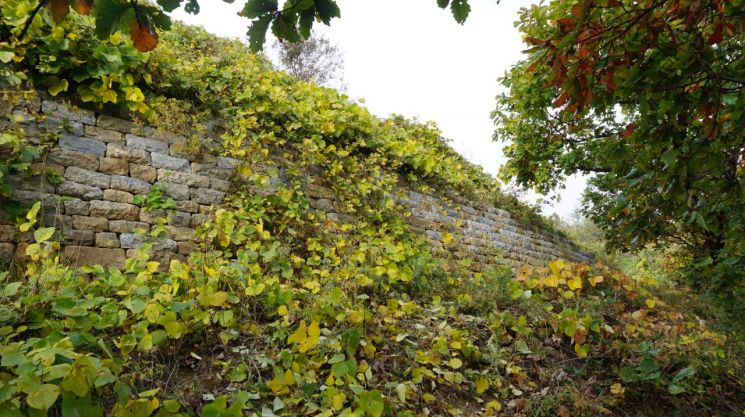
left=72, top=0, right=93, bottom=15
left=130, top=19, right=159, bottom=52
left=48, top=0, right=69, bottom=23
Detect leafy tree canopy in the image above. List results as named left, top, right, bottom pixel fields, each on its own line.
left=494, top=0, right=745, bottom=302
left=4, top=0, right=473, bottom=52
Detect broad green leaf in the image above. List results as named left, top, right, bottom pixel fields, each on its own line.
left=243, top=0, right=278, bottom=18
left=26, top=384, right=60, bottom=410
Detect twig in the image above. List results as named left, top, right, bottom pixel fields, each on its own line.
left=18, top=0, right=48, bottom=42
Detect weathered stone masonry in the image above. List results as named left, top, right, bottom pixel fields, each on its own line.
left=0, top=99, right=591, bottom=269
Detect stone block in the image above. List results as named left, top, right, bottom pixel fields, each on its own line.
left=96, top=114, right=138, bottom=133
left=168, top=211, right=191, bottom=227
left=63, top=198, right=90, bottom=216
left=156, top=182, right=189, bottom=200
left=0, top=243, right=14, bottom=264
left=151, top=153, right=189, bottom=172
left=89, top=200, right=139, bottom=221
left=139, top=209, right=166, bottom=225
left=48, top=148, right=99, bottom=171
left=126, top=134, right=168, bottom=153
left=209, top=178, right=231, bottom=192
left=3, top=173, right=55, bottom=193
left=191, top=162, right=232, bottom=180
left=57, top=181, right=103, bottom=201
left=190, top=188, right=226, bottom=205
left=130, top=164, right=157, bottom=183
left=119, top=233, right=143, bottom=249
left=174, top=200, right=199, bottom=213
left=12, top=190, right=62, bottom=208
left=63, top=245, right=126, bottom=267
left=72, top=215, right=109, bottom=232
left=157, top=169, right=209, bottom=187
left=106, top=143, right=149, bottom=164
left=63, top=230, right=95, bottom=246
left=109, top=220, right=149, bottom=233
left=99, top=157, right=129, bottom=175
left=165, top=226, right=195, bottom=241
left=40, top=116, right=84, bottom=136
left=95, top=232, right=120, bottom=248
left=59, top=135, right=106, bottom=157
left=84, top=125, right=124, bottom=144
left=190, top=213, right=212, bottom=228
left=110, top=175, right=152, bottom=195
left=103, top=189, right=134, bottom=204
left=0, top=225, right=19, bottom=242
left=64, top=166, right=110, bottom=189
left=311, top=198, right=335, bottom=212
left=217, top=156, right=240, bottom=169
left=177, top=241, right=196, bottom=256
left=41, top=100, right=95, bottom=125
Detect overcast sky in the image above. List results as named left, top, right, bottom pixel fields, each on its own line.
left=172, top=0, right=587, bottom=218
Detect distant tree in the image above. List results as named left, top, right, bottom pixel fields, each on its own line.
left=273, top=33, right=345, bottom=89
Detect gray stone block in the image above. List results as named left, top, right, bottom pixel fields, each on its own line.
left=110, top=175, right=152, bottom=195
left=216, top=156, right=239, bottom=169
left=165, top=226, right=195, bottom=241
left=209, top=178, right=231, bottom=192
left=56, top=181, right=103, bottom=201
left=119, top=233, right=143, bottom=249
left=64, top=166, right=110, bottom=189
left=191, top=162, right=232, bottom=180
left=157, top=169, right=209, bottom=187
left=168, top=211, right=191, bottom=227
left=190, top=188, right=226, bottom=205
left=59, top=135, right=106, bottom=157
left=103, top=189, right=134, bottom=204
left=63, top=198, right=90, bottom=216
left=156, top=182, right=189, bottom=200
left=63, top=230, right=95, bottom=246
left=126, top=134, right=168, bottom=153
left=151, top=153, right=189, bottom=172
left=47, top=148, right=99, bottom=171
left=41, top=100, right=96, bottom=125
left=84, top=125, right=124, bottom=144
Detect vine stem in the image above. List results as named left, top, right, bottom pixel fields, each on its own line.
left=18, top=0, right=48, bottom=42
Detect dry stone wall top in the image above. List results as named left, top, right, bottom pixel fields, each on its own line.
left=0, top=99, right=591, bottom=270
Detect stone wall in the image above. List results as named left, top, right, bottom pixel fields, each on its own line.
left=0, top=99, right=591, bottom=269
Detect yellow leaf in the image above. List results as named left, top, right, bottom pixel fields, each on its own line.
left=475, top=378, right=489, bottom=394
left=610, top=383, right=625, bottom=395
left=278, top=305, right=289, bottom=316
left=567, top=275, right=583, bottom=291
left=645, top=298, right=656, bottom=308
left=588, top=275, right=604, bottom=287
left=543, top=275, right=559, bottom=288
left=448, top=357, right=463, bottom=369
left=442, top=232, right=454, bottom=245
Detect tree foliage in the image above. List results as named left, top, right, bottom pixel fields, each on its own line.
left=494, top=0, right=745, bottom=303
left=3, top=0, right=472, bottom=54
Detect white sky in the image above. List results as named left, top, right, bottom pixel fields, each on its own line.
left=172, top=0, right=588, bottom=218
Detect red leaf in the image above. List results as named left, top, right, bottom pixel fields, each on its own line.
left=622, top=123, right=636, bottom=138
left=130, top=19, right=159, bottom=52
left=553, top=89, right=572, bottom=108
left=708, top=23, right=723, bottom=44
left=72, top=0, right=93, bottom=15
left=48, top=0, right=69, bottom=23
